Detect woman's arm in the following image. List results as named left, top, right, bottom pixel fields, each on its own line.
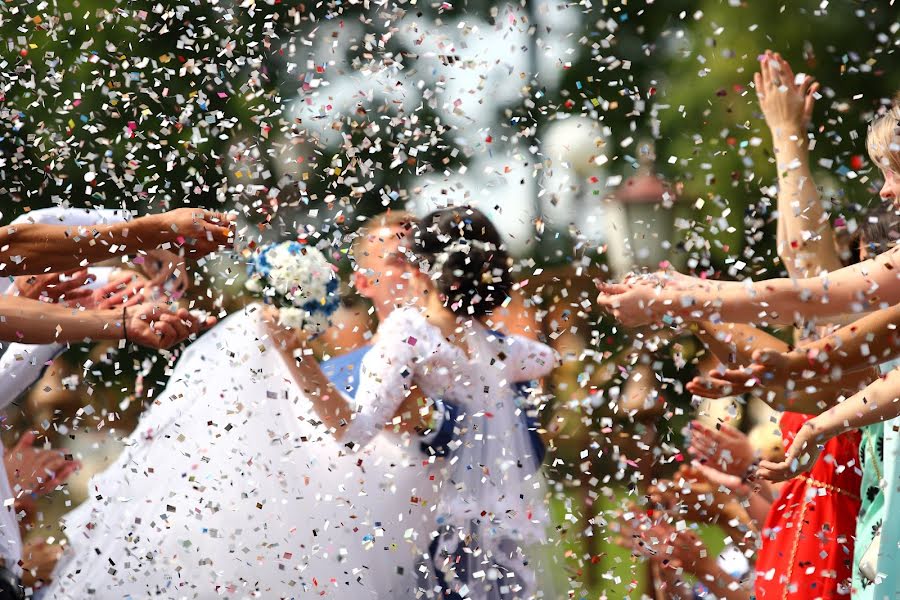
left=759, top=367, right=900, bottom=481
left=758, top=51, right=841, bottom=279
left=762, top=302, right=900, bottom=378
left=0, top=296, right=211, bottom=347
left=265, top=308, right=433, bottom=444
left=0, top=208, right=233, bottom=276
left=597, top=249, right=900, bottom=328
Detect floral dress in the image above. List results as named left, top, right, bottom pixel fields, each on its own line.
left=852, top=358, right=900, bottom=599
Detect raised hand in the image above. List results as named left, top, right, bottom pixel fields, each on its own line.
left=687, top=420, right=758, bottom=479
left=757, top=420, right=822, bottom=482
left=125, top=303, right=216, bottom=349
left=755, top=50, right=818, bottom=133
left=4, top=431, right=80, bottom=500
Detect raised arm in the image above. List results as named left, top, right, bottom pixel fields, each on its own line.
left=0, top=208, right=233, bottom=276
left=758, top=51, right=841, bottom=279
left=266, top=306, right=435, bottom=447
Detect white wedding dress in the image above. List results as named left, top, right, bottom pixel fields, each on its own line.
left=48, top=303, right=557, bottom=599
left=48, top=305, right=437, bottom=599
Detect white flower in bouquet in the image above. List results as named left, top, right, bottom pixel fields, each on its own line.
left=245, top=241, right=340, bottom=336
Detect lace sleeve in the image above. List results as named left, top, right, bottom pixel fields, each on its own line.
left=341, top=307, right=434, bottom=449
left=502, top=335, right=559, bottom=382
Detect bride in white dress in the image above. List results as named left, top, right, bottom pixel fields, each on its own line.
left=48, top=302, right=436, bottom=599
left=49, top=207, right=557, bottom=600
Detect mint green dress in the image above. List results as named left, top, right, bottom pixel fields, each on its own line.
left=853, top=359, right=900, bottom=599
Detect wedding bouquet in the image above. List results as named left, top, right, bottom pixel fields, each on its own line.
left=245, top=241, right=340, bottom=335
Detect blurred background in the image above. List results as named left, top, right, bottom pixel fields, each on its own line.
left=0, top=0, right=896, bottom=596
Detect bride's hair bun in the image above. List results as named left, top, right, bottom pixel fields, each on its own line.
left=416, top=206, right=513, bottom=317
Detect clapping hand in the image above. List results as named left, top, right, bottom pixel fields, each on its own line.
left=755, top=50, right=818, bottom=133
left=125, top=303, right=216, bottom=349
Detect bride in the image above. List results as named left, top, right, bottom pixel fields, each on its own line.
left=48, top=207, right=556, bottom=600
left=47, top=299, right=437, bottom=599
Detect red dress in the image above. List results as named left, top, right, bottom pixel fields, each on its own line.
left=754, top=413, right=861, bottom=599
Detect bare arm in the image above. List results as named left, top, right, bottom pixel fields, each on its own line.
left=0, top=208, right=233, bottom=276
left=0, top=296, right=124, bottom=344
left=760, top=367, right=900, bottom=481
left=773, top=302, right=900, bottom=377
left=0, top=296, right=211, bottom=347
left=692, top=320, right=790, bottom=367
left=597, top=249, right=900, bottom=329
left=264, top=310, right=431, bottom=441
left=758, top=52, right=840, bottom=279
left=804, top=367, right=900, bottom=440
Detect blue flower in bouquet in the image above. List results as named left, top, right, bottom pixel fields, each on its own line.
left=245, top=241, right=340, bottom=335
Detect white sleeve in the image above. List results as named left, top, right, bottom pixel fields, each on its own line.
left=11, top=207, right=133, bottom=227
left=503, top=335, right=559, bottom=382
left=0, top=342, right=65, bottom=410
left=341, top=308, right=432, bottom=449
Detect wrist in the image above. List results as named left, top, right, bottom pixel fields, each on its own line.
left=132, top=214, right=167, bottom=247
left=100, top=307, right=127, bottom=341
left=807, top=413, right=842, bottom=440
left=770, top=125, right=806, bottom=142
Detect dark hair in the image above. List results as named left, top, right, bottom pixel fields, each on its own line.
left=848, top=208, right=900, bottom=263
left=415, top=206, right=513, bottom=317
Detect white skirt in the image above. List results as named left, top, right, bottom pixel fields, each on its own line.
left=48, top=306, right=437, bottom=599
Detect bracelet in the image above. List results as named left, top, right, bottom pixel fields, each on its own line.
left=123, top=306, right=129, bottom=344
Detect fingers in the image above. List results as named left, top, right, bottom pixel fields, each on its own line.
left=756, top=459, right=793, bottom=482
left=200, top=220, right=233, bottom=245
left=595, top=281, right=629, bottom=295
left=803, top=81, right=819, bottom=120
left=14, top=431, right=36, bottom=452
left=759, top=50, right=772, bottom=89
left=686, top=376, right=733, bottom=399
left=767, top=52, right=783, bottom=87
left=41, top=461, right=80, bottom=491
left=53, top=269, right=94, bottom=295
left=776, top=53, right=794, bottom=84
